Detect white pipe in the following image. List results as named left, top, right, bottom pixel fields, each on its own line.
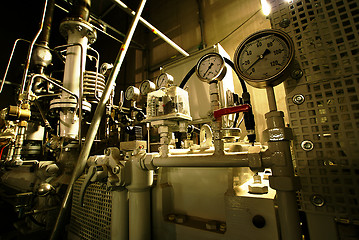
left=111, top=0, right=189, bottom=57
left=59, top=29, right=89, bottom=139
left=127, top=153, right=153, bottom=240
left=111, top=189, right=129, bottom=240
left=152, top=153, right=250, bottom=168
left=129, top=190, right=151, bottom=240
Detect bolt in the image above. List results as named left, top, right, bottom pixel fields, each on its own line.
left=167, top=214, right=176, bottom=221
left=291, top=69, right=303, bottom=80
left=76, top=25, right=83, bottom=32
left=301, top=140, right=314, bottom=151
left=175, top=215, right=186, bottom=224
left=279, top=18, right=290, bottom=28
left=310, top=194, right=325, bottom=207
left=113, top=165, right=121, bottom=174
left=219, top=223, right=226, bottom=232
left=205, top=221, right=218, bottom=230
left=292, top=94, right=305, bottom=105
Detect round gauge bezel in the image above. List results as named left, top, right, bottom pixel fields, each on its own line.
left=233, top=29, right=295, bottom=88
left=125, top=86, right=140, bottom=101
left=140, top=80, right=156, bottom=95
left=196, top=52, right=227, bottom=83
left=156, top=73, right=174, bottom=89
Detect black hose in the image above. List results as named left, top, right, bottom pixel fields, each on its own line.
left=179, top=57, right=248, bottom=94
left=179, top=65, right=196, bottom=89
left=223, top=57, right=247, bottom=93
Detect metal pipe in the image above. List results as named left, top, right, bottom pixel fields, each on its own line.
left=55, top=3, right=144, bottom=49
left=39, top=0, right=55, bottom=45
left=266, top=86, right=277, bottom=112
left=0, top=39, right=30, bottom=93
left=152, top=153, right=249, bottom=168
left=20, top=0, right=49, bottom=94
left=111, top=0, right=190, bottom=57
left=53, top=43, right=84, bottom=142
left=111, top=189, right=129, bottom=240
left=129, top=190, right=151, bottom=240
left=127, top=154, right=152, bottom=240
left=50, top=1, right=147, bottom=239
left=27, top=74, right=79, bottom=113
left=276, top=190, right=302, bottom=240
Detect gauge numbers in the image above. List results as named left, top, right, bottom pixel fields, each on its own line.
left=196, top=52, right=226, bottom=82
left=234, top=29, right=294, bottom=88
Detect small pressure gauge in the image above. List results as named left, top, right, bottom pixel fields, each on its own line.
left=140, top=80, right=156, bottom=95
left=125, top=86, right=140, bottom=101
left=234, top=29, right=295, bottom=88
left=156, top=73, right=174, bottom=88
left=196, top=52, right=227, bottom=82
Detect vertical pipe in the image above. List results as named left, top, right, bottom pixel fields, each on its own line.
left=50, top=1, right=147, bottom=239
left=38, top=0, right=55, bottom=45
left=209, top=82, right=224, bottom=154
left=266, top=86, right=277, bottom=112
left=129, top=190, right=151, bottom=240
left=127, top=154, right=152, bottom=240
left=276, top=190, right=302, bottom=240
left=59, top=30, right=88, bottom=139
left=111, top=189, right=129, bottom=240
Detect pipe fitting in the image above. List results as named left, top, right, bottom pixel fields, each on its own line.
left=269, top=175, right=301, bottom=191
left=248, top=145, right=262, bottom=169
left=140, top=153, right=159, bottom=171
left=262, top=127, right=293, bottom=142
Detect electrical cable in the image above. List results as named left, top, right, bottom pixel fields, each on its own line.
left=218, top=9, right=261, bottom=44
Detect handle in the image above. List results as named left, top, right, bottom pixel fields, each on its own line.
left=213, top=104, right=251, bottom=119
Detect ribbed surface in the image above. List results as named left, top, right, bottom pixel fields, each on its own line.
left=69, top=176, right=112, bottom=240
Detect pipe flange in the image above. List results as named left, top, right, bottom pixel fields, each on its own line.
left=49, top=98, right=91, bottom=112
left=60, top=18, right=97, bottom=44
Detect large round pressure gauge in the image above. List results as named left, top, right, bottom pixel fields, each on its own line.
left=125, top=86, right=140, bottom=101
left=196, top=52, right=227, bottom=82
left=234, top=29, right=294, bottom=88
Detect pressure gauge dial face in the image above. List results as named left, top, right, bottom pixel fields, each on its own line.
left=140, top=80, right=156, bottom=95
left=156, top=73, right=174, bottom=89
left=125, top=86, right=140, bottom=101
left=234, top=29, right=294, bottom=88
left=196, top=52, right=226, bottom=82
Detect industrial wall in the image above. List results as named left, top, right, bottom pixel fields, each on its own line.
left=145, top=0, right=287, bottom=142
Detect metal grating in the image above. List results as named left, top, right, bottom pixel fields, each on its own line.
left=269, top=0, right=359, bottom=219
left=69, top=176, right=112, bottom=240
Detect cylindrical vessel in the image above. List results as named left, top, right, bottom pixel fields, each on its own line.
left=111, top=189, right=129, bottom=240
left=58, top=19, right=93, bottom=139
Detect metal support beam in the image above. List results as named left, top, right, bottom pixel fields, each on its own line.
left=111, top=0, right=190, bottom=57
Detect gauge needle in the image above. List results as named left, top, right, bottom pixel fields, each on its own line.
left=246, top=48, right=271, bottom=71
left=203, top=63, right=214, bottom=77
